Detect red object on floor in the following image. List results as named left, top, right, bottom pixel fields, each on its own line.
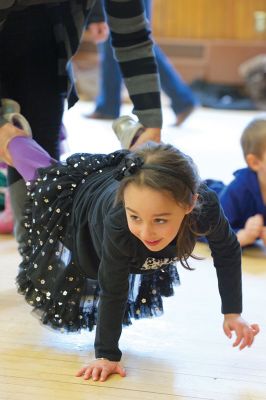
left=0, top=191, right=14, bottom=234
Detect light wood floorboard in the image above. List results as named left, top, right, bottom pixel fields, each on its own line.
left=0, top=104, right=266, bottom=399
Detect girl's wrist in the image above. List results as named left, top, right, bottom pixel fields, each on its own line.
left=224, top=313, right=241, bottom=319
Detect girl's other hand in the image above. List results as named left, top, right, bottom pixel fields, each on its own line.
left=223, top=314, right=260, bottom=350
left=76, top=359, right=126, bottom=382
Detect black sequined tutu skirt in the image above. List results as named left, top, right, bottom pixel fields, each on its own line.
left=17, top=152, right=180, bottom=332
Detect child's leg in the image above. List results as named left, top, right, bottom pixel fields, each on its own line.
left=8, top=137, right=55, bottom=182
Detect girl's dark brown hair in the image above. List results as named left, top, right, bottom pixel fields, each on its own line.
left=115, top=142, right=204, bottom=269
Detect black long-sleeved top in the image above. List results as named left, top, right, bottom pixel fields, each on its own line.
left=70, top=163, right=242, bottom=361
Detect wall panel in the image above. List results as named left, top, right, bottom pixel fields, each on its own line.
left=152, top=0, right=266, bottom=40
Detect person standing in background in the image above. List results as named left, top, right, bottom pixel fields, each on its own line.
left=86, top=0, right=198, bottom=125
left=0, top=0, right=162, bottom=248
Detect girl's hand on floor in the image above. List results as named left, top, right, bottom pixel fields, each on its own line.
left=76, top=359, right=126, bottom=382
left=223, top=314, right=260, bottom=350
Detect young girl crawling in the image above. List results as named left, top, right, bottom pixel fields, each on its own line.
left=0, top=114, right=260, bottom=382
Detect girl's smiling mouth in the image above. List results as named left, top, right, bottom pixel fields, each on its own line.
left=144, top=239, right=162, bottom=247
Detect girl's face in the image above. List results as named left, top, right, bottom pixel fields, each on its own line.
left=123, top=183, right=194, bottom=252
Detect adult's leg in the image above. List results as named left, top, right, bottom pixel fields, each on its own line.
left=93, top=37, right=122, bottom=118
left=1, top=6, right=64, bottom=246
left=154, top=45, right=198, bottom=115
left=143, top=0, right=198, bottom=116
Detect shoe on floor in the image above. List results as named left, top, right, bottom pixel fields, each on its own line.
left=176, top=106, right=195, bottom=126
left=0, top=113, right=32, bottom=165
left=112, top=116, right=145, bottom=149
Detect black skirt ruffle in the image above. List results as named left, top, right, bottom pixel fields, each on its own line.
left=17, top=152, right=180, bottom=332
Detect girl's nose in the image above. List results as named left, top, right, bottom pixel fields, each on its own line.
left=140, top=223, right=154, bottom=240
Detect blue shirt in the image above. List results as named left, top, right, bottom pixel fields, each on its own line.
left=219, top=168, right=266, bottom=232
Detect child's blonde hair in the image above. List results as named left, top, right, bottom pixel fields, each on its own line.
left=240, top=118, right=266, bottom=159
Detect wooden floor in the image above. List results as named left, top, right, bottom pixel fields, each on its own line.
left=1, top=103, right=266, bottom=400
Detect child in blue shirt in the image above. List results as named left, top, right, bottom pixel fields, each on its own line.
left=208, top=119, right=266, bottom=247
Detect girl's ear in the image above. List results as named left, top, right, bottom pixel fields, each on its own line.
left=185, top=193, right=198, bottom=214
left=246, top=153, right=261, bottom=171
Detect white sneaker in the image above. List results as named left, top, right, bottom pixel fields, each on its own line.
left=112, top=116, right=144, bottom=149
left=1, top=98, right=21, bottom=115
left=0, top=113, right=32, bottom=165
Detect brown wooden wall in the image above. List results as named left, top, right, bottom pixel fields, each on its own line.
left=152, top=0, right=266, bottom=40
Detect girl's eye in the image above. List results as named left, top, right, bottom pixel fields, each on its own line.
left=154, top=218, right=167, bottom=224
left=130, top=215, right=140, bottom=221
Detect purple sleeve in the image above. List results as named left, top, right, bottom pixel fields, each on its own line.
left=8, top=137, right=55, bottom=181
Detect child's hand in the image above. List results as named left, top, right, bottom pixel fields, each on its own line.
left=223, top=314, right=260, bottom=350
left=237, top=214, right=264, bottom=246
left=76, top=359, right=126, bottom=382
left=87, top=22, right=109, bottom=44
left=260, top=226, right=266, bottom=246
